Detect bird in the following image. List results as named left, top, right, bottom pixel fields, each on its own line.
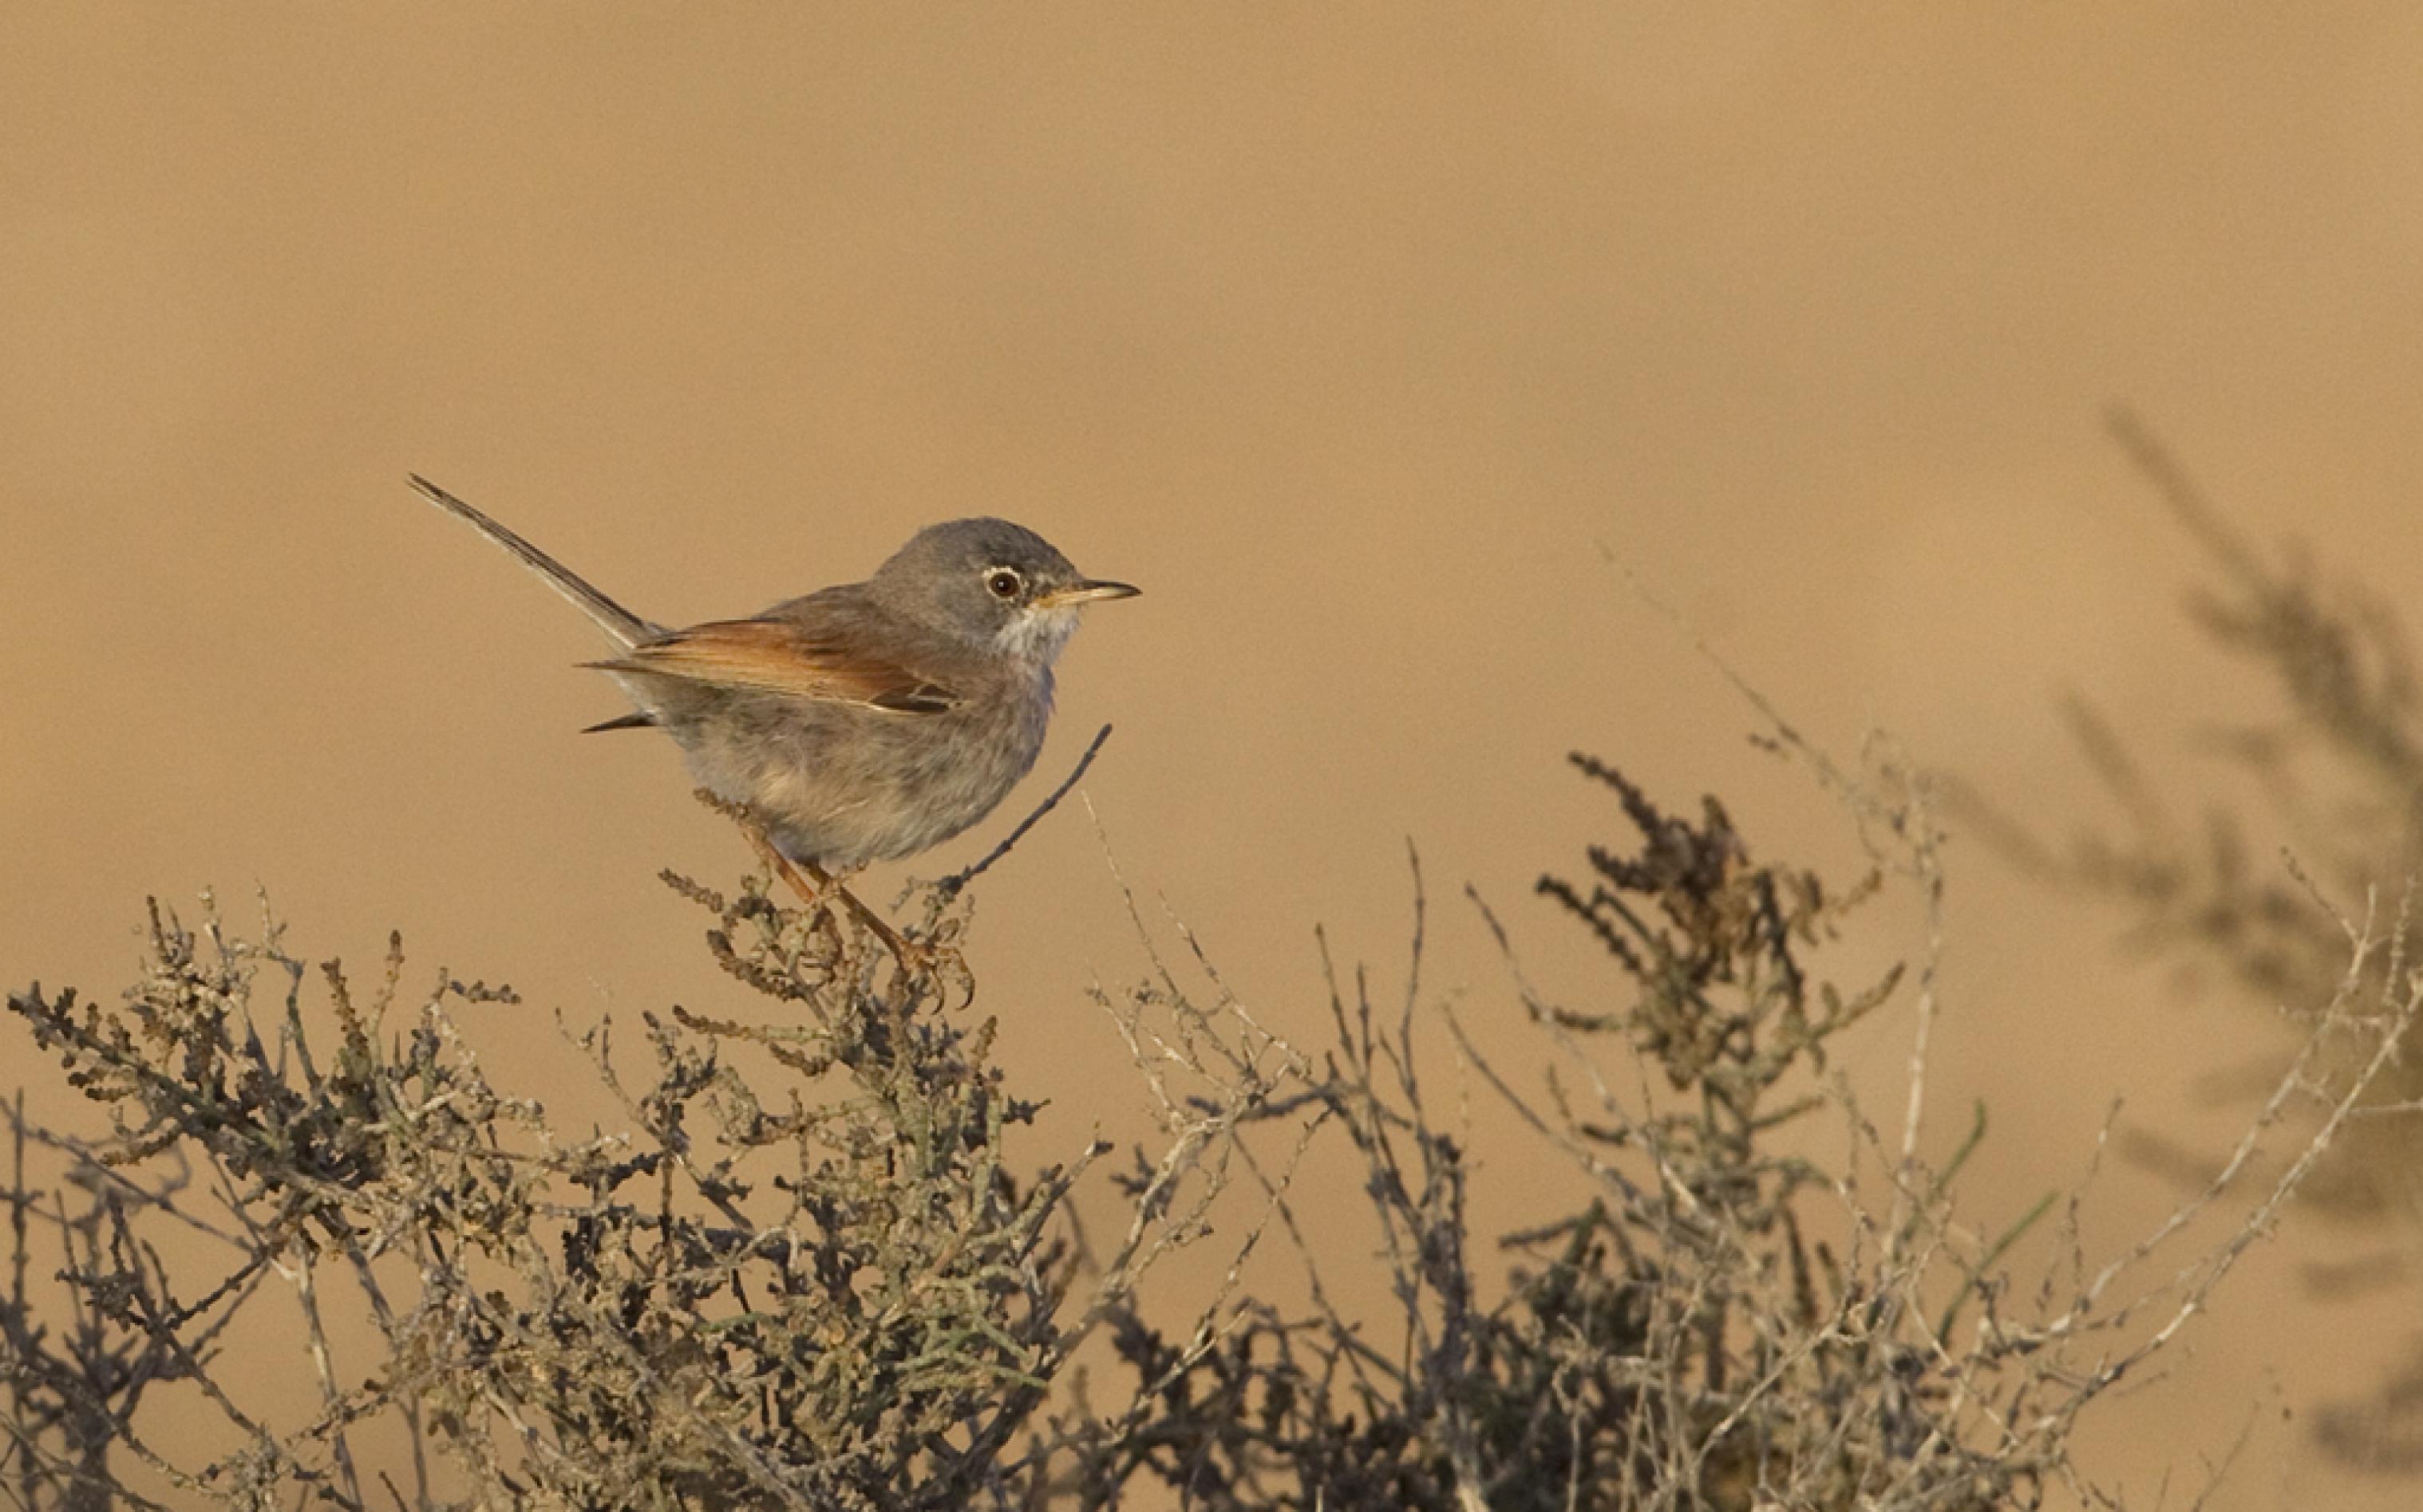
left=405, top=475, right=1136, bottom=953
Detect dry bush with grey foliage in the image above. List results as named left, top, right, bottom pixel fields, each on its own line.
left=1955, top=409, right=2423, bottom=1476
left=6, top=583, right=2417, bottom=1508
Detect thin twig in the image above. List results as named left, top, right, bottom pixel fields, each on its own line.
left=941, top=723, right=1113, bottom=897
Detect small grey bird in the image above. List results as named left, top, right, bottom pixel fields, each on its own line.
left=406, top=476, right=1136, bottom=885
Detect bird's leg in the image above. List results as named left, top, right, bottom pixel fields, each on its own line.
left=806, top=861, right=920, bottom=969
left=737, top=822, right=926, bottom=972
left=745, top=827, right=824, bottom=908
left=695, top=788, right=959, bottom=986
left=808, top=860, right=973, bottom=1005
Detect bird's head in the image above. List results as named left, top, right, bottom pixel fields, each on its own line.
left=872, top=517, right=1138, bottom=666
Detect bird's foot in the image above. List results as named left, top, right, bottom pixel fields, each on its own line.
left=834, top=886, right=973, bottom=1005
left=739, top=823, right=970, bottom=1000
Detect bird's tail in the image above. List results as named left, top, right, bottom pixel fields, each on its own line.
left=406, top=475, right=657, bottom=649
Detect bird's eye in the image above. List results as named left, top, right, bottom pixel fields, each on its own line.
left=986, top=568, right=1024, bottom=600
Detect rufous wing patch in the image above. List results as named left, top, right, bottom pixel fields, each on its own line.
left=586, top=619, right=960, bottom=714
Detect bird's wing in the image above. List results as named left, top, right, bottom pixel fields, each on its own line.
left=586, top=618, right=962, bottom=715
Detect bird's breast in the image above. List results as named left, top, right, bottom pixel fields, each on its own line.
left=677, top=666, right=1056, bottom=870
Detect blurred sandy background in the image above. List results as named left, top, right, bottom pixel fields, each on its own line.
left=8, top=5, right=2423, bottom=1505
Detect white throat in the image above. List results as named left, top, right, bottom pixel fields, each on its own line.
left=993, top=606, right=1081, bottom=665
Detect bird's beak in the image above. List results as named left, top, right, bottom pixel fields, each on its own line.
left=1040, top=579, right=1141, bottom=608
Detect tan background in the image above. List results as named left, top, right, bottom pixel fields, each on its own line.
left=8, top=5, right=2423, bottom=1505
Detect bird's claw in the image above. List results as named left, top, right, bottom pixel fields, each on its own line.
left=740, top=819, right=974, bottom=1005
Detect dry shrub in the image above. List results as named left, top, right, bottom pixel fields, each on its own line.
left=6, top=669, right=2417, bottom=1507
left=1953, top=409, right=2423, bottom=1471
